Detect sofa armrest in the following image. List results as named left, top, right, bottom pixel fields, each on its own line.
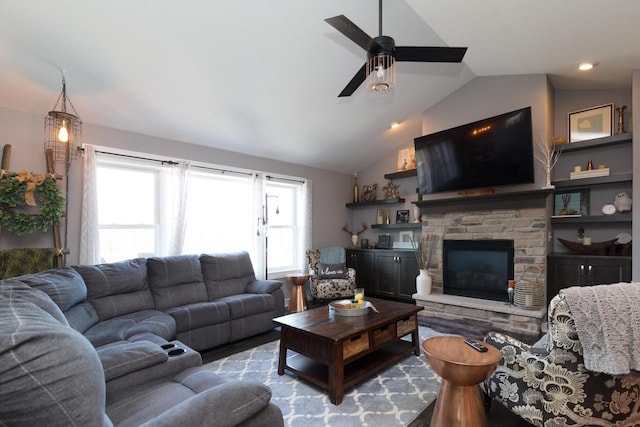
left=97, top=340, right=168, bottom=381
left=247, top=279, right=282, bottom=294
left=140, top=380, right=274, bottom=427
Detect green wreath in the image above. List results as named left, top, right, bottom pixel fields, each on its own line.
left=0, top=173, right=65, bottom=236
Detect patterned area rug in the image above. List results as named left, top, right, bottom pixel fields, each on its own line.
left=204, top=326, right=446, bottom=427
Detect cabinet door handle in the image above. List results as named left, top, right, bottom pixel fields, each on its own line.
left=587, top=265, right=593, bottom=277
left=580, top=264, right=585, bottom=276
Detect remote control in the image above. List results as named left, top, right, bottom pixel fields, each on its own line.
left=464, top=338, right=488, bottom=352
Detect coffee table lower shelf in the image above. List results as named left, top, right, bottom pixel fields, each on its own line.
left=283, top=340, right=416, bottom=398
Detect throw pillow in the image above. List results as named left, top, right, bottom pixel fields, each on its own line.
left=318, top=263, right=348, bottom=279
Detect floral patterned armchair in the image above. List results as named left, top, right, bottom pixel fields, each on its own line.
left=483, top=292, right=640, bottom=426
left=306, top=249, right=356, bottom=301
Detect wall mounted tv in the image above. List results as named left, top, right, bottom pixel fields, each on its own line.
left=414, top=107, right=534, bottom=195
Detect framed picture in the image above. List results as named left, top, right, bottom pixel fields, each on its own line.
left=396, top=209, right=409, bottom=224
left=376, top=208, right=388, bottom=225
left=397, top=147, right=416, bottom=171
left=398, top=231, right=413, bottom=243
left=553, top=190, right=589, bottom=216
left=568, top=104, right=613, bottom=143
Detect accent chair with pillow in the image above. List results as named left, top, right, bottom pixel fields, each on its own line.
left=306, top=247, right=356, bottom=301
left=483, top=282, right=640, bottom=426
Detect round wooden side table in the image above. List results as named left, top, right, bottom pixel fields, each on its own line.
left=422, top=336, right=502, bottom=427
left=286, top=273, right=310, bottom=312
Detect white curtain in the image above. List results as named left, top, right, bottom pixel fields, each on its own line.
left=252, top=174, right=267, bottom=279
left=79, top=144, right=101, bottom=265
left=168, top=161, right=190, bottom=255
left=299, top=179, right=312, bottom=273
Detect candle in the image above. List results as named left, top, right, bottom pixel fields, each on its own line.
left=583, top=237, right=592, bottom=246
left=573, top=166, right=582, bottom=172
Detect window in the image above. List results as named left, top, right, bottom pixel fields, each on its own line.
left=265, top=180, right=301, bottom=277
left=93, top=150, right=309, bottom=279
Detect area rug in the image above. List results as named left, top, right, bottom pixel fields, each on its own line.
left=204, top=326, right=446, bottom=427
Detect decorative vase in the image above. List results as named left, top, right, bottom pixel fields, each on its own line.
left=351, top=234, right=358, bottom=247
left=416, top=269, right=432, bottom=294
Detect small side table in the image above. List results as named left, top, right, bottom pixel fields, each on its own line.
left=286, top=273, right=309, bottom=312
left=422, top=336, right=502, bottom=427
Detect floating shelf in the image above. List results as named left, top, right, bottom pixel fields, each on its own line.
left=383, top=169, right=417, bottom=180
left=554, top=133, right=631, bottom=152
left=346, top=198, right=405, bottom=208
left=552, top=173, right=632, bottom=189
left=551, top=215, right=632, bottom=224
left=413, top=189, right=552, bottom=214
left=371, top=223, right=422, bottom=230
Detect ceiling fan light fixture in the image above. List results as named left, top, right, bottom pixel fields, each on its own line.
left=366, top=53, right=395, bottom=93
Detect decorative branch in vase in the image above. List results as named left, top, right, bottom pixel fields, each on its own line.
left=411, top=234, right=441, bottom=295
left=534, top=133, right=562, bottom=189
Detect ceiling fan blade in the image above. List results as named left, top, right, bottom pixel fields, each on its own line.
left=338, top=63, right=367, bottom=97
left=395, top=46, right=467, bottom=63
left=325, top=15, right=380, bottom=52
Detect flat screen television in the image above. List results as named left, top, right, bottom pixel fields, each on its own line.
left=414, top=107, right=534, bottom=195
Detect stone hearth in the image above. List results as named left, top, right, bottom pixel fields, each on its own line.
left=413, top=293, right=545, bottom=337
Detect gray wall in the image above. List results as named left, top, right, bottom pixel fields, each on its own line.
left=0, top=107, right=352, bottom=265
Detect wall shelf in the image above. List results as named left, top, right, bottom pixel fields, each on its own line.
left=346, top=198, right=405, bottom=208
left=553, top=133, right=631, bottom=153
left=413, top=189, right=552, bottom=214
left=552, top=173, right=632, bottom=189
left=551, top=215, right=632, bottom=224
left=371, top=223, right=422, bottom=230
left=383, top=169, right=417, bottom=180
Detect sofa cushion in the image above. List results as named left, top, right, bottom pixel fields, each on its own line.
left=163, top=301, right=230, bottom=334
left=83, top=309, right=176, bottom=347
left=97, top=340, right=169, bottom=381
left=74, top=258, right=155, bottom=321
left=317, top=262, right=348, bottom=279
left=106, top=367, right=273, bottom=427
left=64, top=301, right=99, bottom=333
left=0, top=279, right=69, bottom=325
left=201, top=252, right=256, bottom=300
left=0, top=282, right=110, bottom=426
left=16, top=266, right=87, bottom=311
left=147, top=255, right=208, bottom=309
left=216, top=293, right=275, bottom=319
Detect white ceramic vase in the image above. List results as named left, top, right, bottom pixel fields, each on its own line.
left=416, top=269, right=432, bottom=294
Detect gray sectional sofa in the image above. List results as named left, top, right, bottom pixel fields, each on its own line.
left=0, top=251, right=285, bottom=426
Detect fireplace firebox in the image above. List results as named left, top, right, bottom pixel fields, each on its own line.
left=443, top=239, right=514, bottom=302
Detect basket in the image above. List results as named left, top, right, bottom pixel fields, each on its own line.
left=514, top=266, right=544, bottom=310
left=557, top=238, right=618, bottom=255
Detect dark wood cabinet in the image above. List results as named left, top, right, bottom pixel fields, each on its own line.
left=547, top=254, right=632, bottom=303
left=347, top=249, right=418, bottom=301
left=346, top=249, right=375, bottom=289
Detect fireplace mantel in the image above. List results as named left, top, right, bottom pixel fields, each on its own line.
left=413, top=188, right=552, bottom=214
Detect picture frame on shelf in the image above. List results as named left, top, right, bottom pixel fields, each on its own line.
left=376, top=208, right=388, bottom=224
left=568, top=104, right=613, bottom=143
left=552, top=190, right=589, bottom=217
left=396, top=209, right=409, bottom=224
left=377, top=234, right=391, bottom=249
left=398, top=231, right=413, bottom=243
left=396, top=147, right=416, bottom=171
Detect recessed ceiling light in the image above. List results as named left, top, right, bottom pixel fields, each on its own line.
left=578, top=62, right=598, bottom=71
left=390, top=121, right=399, bottom=129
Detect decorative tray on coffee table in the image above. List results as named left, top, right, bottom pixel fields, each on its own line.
left=328, top=300, right=377, bottom=316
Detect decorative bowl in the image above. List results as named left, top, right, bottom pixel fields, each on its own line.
left=328, top=300, right=372, bottom=317
left=557, top=237, right=618, bottom=255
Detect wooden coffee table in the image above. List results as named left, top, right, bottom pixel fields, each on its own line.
left=273, top=297, right=422, bottom=405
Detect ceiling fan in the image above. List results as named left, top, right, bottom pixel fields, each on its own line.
left=325, top=0, right=467, bottom=97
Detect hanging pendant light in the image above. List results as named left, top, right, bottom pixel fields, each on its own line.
left=44, top=75, right=82, bottom=170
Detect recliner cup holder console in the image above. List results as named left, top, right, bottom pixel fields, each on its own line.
left=161, top=343, right=177, bottom=350
left=168, top=348, right=186, bottom=357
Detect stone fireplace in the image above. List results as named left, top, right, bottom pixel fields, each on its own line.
left=412, top=191, right=549, bottom=337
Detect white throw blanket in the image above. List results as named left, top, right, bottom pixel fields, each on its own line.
left=561, top=282, right=640, bottom=375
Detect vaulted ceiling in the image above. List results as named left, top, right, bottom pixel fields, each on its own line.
left=1, top=1, right=639, bottom=173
